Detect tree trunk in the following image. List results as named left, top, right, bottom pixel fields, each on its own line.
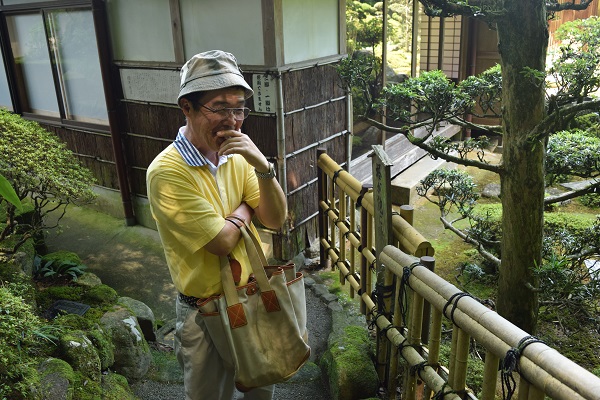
left=496, top=0, right=548, bottom=333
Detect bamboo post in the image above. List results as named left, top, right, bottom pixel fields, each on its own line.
left=339, top=189, right=347, bottom=285
left=420, top=256, right=435, bottom=345
left=360, top=204, right=369, bottom=316
left=453, top=328, right=470, bottom=392
left=400, top=204, right=414, bottom=225
left=317, top=149, right=328, bottom=268
left=349, top=196, right=356, bottom=298
left=423, top=308, right=443, bottom=399
left=328, top=165, right=337, bottom=270
left=481, top=351, right=499, bottom=400
left=372, top=145, right=394, bottom=386
left=447, top=325, right=459, bottom=387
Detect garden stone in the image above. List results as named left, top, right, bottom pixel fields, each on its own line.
left=119, top=296, right=157, bottom=342
left=37, top=358, right=74, bottom=400
left=303, top=276, right=316, bottom=287
left=100, top=306, right=151, bottom=380
left=312, top=283, right=330, bottom=298
left=101, top=372, right=138, bottom=400
left=59, top=330, right=102, bottom=382
left=75, top=272, right=102, bottom=288
left=322, top=293, right=339, bottom=304
left=482, top=183, right=501, bottom=199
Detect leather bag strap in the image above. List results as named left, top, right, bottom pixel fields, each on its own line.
left=219, top=223, right=274, bottom=304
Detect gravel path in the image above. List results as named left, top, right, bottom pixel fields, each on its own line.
left=132, top=283, right=333, bottom=400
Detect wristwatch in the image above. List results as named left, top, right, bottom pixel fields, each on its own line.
left=255, top=163, right=276, bottom=180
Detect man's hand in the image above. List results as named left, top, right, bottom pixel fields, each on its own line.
left=217, top=130, right=269, bottom=172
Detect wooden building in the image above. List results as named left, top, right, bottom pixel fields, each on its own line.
left=0, top=0, right=349, bottom=260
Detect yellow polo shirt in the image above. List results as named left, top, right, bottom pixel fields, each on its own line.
left=147, top=140, right=260, bottom=298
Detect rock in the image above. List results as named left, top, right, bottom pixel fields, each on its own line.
left=312, top=284, right=330, bottom=298
left=101, top=372, right=138, bottom=400
left=303, top=277, right=316, bottom=287
left=59, top=330, right=102, bottom=382
left=482, top=183, right=501, bottom=199
left=87, top=327, right=115, bottom=370
left=37, top=358, right=74, bottom=400
left=83, top=284, right=118, bottom=305
left=322, top=293, right=339, bottom=304
left=320, top=324, right=378, bottom=400
left=75, top=272, right=103, bottom=288
left=119, top=296, right=157, bottom=342
left=100, top=306, right=152, bottom=380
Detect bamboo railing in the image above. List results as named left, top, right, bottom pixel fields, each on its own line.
left=317, top=148, right=600, bottom=399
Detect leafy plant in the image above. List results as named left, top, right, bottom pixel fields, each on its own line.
left=0, top=286, right=43, bottom=399
left=0, top=109, right=96, bottom=254
left=33, top=255, right=87, bottom=282
left=0, top=174, right=22, bottom=212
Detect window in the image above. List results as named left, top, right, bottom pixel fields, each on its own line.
left=0, top=47, right=13, bottom=110
left=6, top=8, right=108, bottom=124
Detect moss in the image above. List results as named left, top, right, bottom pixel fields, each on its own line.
left=35, top=285, right=84, bottom=312
left=0, top=287, right=44, bottom=399
left=87, top=328, right=115, bottom=371
left=321, top=325, right=378, bottom=400
left=82, top=284, right=118, bottom=305
left=438, top=341, right=485, bottom=396
left=59, top=330, right=102, bottom=382
left=41, top=251, right=82, bottom=266
left=101, top=372, right=136, bottom=400
left=71, top=371, right=102, bottom=400
left=537, top=323, right=600, bottom=371
left=317, top=271, right=344, bottom=296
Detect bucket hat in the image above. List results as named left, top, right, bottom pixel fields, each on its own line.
left=177, top=50, right=253, bottom=104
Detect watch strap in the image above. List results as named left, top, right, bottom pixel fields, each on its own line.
left=255, top=163, right=276, bottom=179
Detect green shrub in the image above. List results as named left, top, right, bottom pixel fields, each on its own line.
left=0, top=286, right=44, bottom=399
left=546, top=130, right=600, bottom=185
left=0, top=109, right=96, bottom=254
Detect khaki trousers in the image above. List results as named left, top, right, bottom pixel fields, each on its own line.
left=175, top=298, right=274, bottom=400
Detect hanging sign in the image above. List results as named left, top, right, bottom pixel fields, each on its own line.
left=252, top=74, right=278, bottom=114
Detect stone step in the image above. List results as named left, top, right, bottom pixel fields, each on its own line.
left=390, top=154, right=456, bottom=206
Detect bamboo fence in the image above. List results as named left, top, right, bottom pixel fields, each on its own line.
left=317, top=149, right=600, bottom=400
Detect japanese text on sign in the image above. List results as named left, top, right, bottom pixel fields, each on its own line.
left=252, top=74, right=277, bottom=114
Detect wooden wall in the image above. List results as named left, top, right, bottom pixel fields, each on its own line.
left=47, top=62, right=348, bottom=260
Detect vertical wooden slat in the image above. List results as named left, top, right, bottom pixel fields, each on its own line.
left=317, top=149, right=328, bottom=269
left=481, top=351, right=499, bottom=400
left=453, top=328, right=470, bottom=392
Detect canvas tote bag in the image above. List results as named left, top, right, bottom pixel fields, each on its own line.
left=198, top=224, right=310, bottom=392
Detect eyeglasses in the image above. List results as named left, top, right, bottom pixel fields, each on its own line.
left=200, top=105, right=250, bottom=121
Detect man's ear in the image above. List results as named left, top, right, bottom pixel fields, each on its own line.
left=179, top=98, right=192, bottom=116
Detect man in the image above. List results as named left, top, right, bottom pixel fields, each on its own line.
left=147, top=50, right=287, bottom=400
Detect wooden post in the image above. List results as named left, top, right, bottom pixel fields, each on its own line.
left=400, top=204, right=414, bottom=225
left=372, top=145, right=394, bottom=387
left=317, top=148, right=328, bottom=268
left=360, top=204, right=369, bottom=316
left=481, top=351, right=499, bottom=400
left=420, top=256, right=435, bottom=345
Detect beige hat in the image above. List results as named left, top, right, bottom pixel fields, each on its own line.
left=177, top=50, right=254, bottom=103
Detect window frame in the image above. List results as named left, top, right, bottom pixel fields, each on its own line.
left=0, top=0, right=110, bottom=131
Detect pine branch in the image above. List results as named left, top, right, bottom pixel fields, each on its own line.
left=530, top=98, right=600, bottom=142
left=546, top=0, right=594, bottom=12
left=544, top=179, right=600, bottom=205
left=365, top=116, right=503, bottom=174
left=440, top=216, right=502, bottom=267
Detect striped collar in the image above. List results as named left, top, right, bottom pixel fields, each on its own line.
left=173, top=128, right=231, bottom=167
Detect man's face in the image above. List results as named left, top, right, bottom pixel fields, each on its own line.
left=182, top=87, right=245, bottom=155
